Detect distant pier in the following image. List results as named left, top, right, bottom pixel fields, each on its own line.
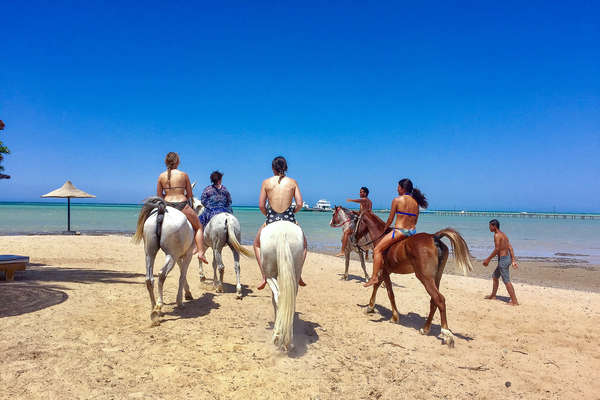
left=423, top=211, right=600, bottom=220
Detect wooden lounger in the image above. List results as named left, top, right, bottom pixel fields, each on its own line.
left=0, top=255, right=29, bottom=281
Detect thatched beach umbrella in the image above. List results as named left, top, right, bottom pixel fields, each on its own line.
left=41, top=180, right=96, bottom=233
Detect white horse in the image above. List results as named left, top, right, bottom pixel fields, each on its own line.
left=261, top=221, right=305, bottom=351
left=197, top=212, right=253, bottom=299
left=133, top=196, right=195, bottom=326
left=330, top=206, right=372, bottom=281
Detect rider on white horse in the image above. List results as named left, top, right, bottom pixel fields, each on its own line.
left=196, top=170, right=233, bottom=264
left=253, top=156, right=307, bottom=290
left=156, top=152, right=202, bottom=255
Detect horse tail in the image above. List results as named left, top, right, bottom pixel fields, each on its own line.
left=433, top=228, right=473, bottom=276
left=225, top=217, right=254, bottom=258
left=132, top=197, right=166, bottom=244
left=273, top=232, right=297, bottom=351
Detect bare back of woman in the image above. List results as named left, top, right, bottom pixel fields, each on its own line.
left=254, top=156, right=306, bottom=290
left=156, top=152, right=202, bottom=260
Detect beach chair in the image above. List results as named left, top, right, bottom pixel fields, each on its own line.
left=0, top=255, right=29, bottom=281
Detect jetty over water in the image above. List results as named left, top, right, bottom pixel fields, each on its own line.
left=422, top=210, right=600, bottom=220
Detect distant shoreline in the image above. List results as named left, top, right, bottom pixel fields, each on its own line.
left=1, top=201, right=598, bottom=215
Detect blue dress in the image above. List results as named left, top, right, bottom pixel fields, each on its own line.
left=199, top=185, right=233, bottom=226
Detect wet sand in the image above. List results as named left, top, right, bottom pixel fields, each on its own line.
left=1, top=235, right=599, bottom=399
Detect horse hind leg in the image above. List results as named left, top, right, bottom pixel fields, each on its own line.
left=421, top=278, right=454, bottom=348
left=145, top=251, right=158, bottom=311
left=151, top=254, right=176, bottom=325
left=177, top=252, right=194, bottom=305
left=212, top=248, right=225, bottom=293
left=229, top=244, right=242, bottom=299
left=421, top=245, right=448, bottom=336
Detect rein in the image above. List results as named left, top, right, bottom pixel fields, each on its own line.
left=354, top=215, right=388, bottom=252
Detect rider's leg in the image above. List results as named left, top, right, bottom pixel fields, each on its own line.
left=182, top=205, right=207, bottom=263
left=364, top=231, right=403, bottom=287
left=253, top=224, right=267, bottom=290
left=299, top=234, right=307, bottom=286
left=335, top=229, right=351, bottom=257
left=196, top=223, right=208, bottom=264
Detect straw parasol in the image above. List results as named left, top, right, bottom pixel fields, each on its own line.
left=41, top=180, right=96, bottom=234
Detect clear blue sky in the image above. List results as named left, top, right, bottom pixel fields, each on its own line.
left=1, top=1, right=598, bottom=212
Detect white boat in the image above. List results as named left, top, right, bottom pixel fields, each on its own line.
left=302, top=201, right=310, bottom=209
left=314, top=199, right=332, bottom=211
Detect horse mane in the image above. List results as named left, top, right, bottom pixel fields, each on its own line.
left=338, top=206, right=358, bottom=221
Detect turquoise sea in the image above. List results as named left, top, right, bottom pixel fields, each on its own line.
left=1, top=202, right=599, bottom=264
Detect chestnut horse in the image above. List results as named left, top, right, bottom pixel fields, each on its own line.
left=355, top=212, right=473, bottom=347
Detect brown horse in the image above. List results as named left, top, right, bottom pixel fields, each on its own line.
left=355, top=212, right=473, bottom=347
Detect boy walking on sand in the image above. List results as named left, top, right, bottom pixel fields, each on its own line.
left=483, top=219, right=519, bottom=305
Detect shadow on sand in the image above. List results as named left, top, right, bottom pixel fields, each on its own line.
left=13, top=263, right=143, bottom=285
left=159, top=292, right=220, bottom=324
left=358, top=303, right=474, bottom=344
left=0, top=282, right=69, bottom=318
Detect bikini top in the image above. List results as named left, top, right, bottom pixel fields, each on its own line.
left=396, top=194, right=417, bottom=216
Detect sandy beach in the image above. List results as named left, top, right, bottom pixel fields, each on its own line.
left=1, top=235, right=599, bottom=399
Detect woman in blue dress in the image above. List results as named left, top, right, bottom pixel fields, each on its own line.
left=197, top=170, right=233, bottom=263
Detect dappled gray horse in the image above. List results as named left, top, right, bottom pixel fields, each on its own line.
left=330, top=206, right=372, bottom=281
left=133, top=196, right=195, bottom=326
left=197, top=212, right=253, bottom=299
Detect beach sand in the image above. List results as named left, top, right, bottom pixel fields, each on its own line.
left=1, top=235, right=599, bottom=399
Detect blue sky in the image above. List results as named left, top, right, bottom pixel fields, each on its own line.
left=1, top=1, right=598, bottom=212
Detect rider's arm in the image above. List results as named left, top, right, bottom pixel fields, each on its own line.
left=156, top=178, right=164, bottom=198
left=383, top=199, right=397, bottom=228
left=258, top=181, right=268, bottom=216
left=225, top=187, right=232, bottom=208
left=293, top=182, right=303, bottom=214
left=508, top=244, right=518, bottom=268
left=346, top=198, right=363, bottom=204
left=184, top=173, right=193, bottom=201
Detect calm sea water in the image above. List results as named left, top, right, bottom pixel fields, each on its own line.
left=1, top=202, right=599, bottom=264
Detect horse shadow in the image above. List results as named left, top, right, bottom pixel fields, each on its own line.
left=160, top=292, right=220, bottom=323
left=289, top=312, right=321, bottom=358
left=338, top=273, right=367, bottom=283
left=359, top=304, right=474, bottom=344
left=200, top=280, right=253, bottom=298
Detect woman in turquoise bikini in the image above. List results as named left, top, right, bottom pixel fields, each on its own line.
left=364, top=178, right=428, bottom=287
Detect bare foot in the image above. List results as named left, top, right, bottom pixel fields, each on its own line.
left=197, top=253, right=208, bottom=264
left=257, top=279, right=267, bottom=290
left=363, top=277, right=379, bottom=287
left=298, top=277, right=306, bottom=286
left=334, top=252, right=345, bottom=257
left=484, top=295, right=496, bottom=300
left=506, top=301, right=519, bottom=306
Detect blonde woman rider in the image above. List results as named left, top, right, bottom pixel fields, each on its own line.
left=364, top=178, right=428, bottom=287
left=156, top=152, right=205, bottom=263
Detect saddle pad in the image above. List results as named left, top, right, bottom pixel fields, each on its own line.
left=0, top=255, right=30, bottom=264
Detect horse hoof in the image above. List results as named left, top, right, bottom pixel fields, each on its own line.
left=419, top=328, right=428, bottom=335
left=200, top=277, right=206, bottom=282
left=364, top=307, right=375, bottom=314
left=390, top=317, right=400, bottom=324
left=236, top=292, right=242, bottom=300
left=150, top=311, right=161, bottom=326
left=342, top=275, right=348, bottom=281
left=442, top=336, right=455, bottom=348
left=185, top=293, right=193, bottom=301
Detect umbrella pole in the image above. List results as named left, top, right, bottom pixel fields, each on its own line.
left=67, top=197, right=71, bottom=232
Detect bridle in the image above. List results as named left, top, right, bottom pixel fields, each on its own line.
left=330, top=207, right=355, bottom=228
left=353, top=213, right=388, bottom=252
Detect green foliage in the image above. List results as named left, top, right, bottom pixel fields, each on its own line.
left=0, top=136, right=9, bottom=173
